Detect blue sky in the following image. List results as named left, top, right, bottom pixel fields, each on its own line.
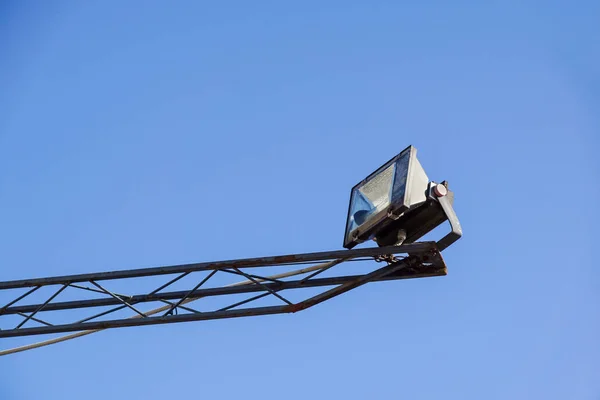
left=1, top=1, right=598, bottom=398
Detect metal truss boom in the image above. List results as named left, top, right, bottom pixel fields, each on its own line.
left=0, top=242, right=447, bottom=353
left=0, top=242, right=433, bottom=290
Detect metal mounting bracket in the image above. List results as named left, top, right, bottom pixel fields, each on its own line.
left=433, top=182, right=463, bottom=251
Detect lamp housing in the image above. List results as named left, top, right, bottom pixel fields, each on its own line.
left=343, top=145, right=457, bottom=249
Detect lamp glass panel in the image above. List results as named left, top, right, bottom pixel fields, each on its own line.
left=346, top=163, right=394, bottom=235
left=391, top=150, right=411, bottom=204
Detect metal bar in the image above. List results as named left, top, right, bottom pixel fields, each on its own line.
left=0, top=305, right=288, bottom=338
left=217, top=292, right=272, bottom=312
left=15, top=284, right=67, bottom=329
left=229, top=267, right=293, bottom=306
left=208, top=268, right=285, bottom=284
left=76, top=305, right=128, bottom=324
left=1, top=264, right=446, bottom=315
left=0, top=286, right=40, bottom=313
left=16, top=312, right=53, bottom=327
left=89, top=281, right=147, bottom=318
left=222, top=271, right=283, bottom=284
left=0, top=242, right=437, bottom=290
left=69, top=283, right=105, bottom=294
left=436, top=194, right=463, bottom=251
left=163, top=270, right=218, bottom=316
left=299, top=259, right=345, bottom=283
left=148, top=272, right=190, bottom=295
left=68, top=283, right=131, bottom=299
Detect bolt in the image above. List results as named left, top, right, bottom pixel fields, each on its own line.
left=433, top=184, right=447, bottom=197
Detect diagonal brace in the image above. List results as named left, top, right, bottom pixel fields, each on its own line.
left=89, top=281, right=147, bottom=318
left=163, top=269, right=218, bottom=316
left=229, top=267, right=293, bottom=306
left=1, top=286, right=41, bottom=314
left=217, top=291, right=272, bottom=312
left=15, top=284, right=67, bottom=329
left=16, top=312, right=53, bottom=327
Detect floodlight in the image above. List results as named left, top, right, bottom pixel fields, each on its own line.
left=343, top=145, right=462, bottom=250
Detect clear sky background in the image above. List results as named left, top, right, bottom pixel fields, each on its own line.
left=1, top=1, right=599, bottom=399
